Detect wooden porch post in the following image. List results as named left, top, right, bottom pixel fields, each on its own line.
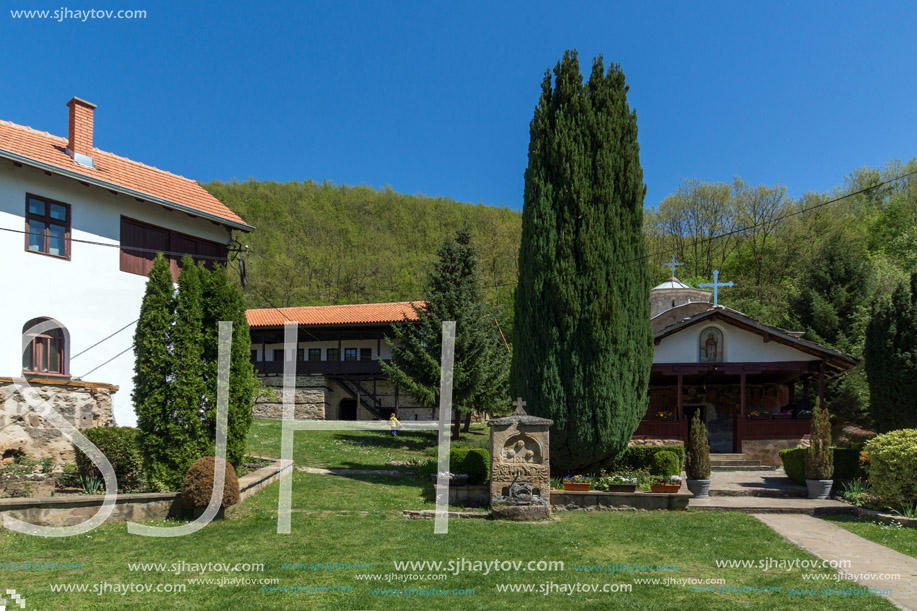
left=738, top=372, right=747, bottom=454
left=677, top=375, right=685, bottom=441
left=789, top=382, right=796, bottom=407
left=818, top=364, right=826, bottom=412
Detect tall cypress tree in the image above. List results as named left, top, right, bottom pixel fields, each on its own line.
left=202, top=264, right=257, bottom=468
left=382, top=225, right=511, bottom=439
left=510, top=51, right=653, bottom=472
left=159, top=257, right=209, bottom=489
left=133, top=254, right=175, bottom=489
left=864, top=272, right=917, bottom=432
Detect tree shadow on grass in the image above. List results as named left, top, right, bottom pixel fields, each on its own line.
left=333, top=430, right=435, bottom=454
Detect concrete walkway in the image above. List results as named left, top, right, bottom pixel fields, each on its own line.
left=755, top=514, right=917, bottom=610
left=688, top=469, right=854, bottom=513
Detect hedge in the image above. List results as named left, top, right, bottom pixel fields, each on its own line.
left=865, top=429, right=917, bottom=508
left=779, top=447, right=863, bottom=486
left=607, top=445, right=685, bottom=472
left=73, top=427, right=143, bottom=490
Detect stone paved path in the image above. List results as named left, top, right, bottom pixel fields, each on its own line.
left=690, top=496, right=852, bottom=514
left=709, top=469, right=807, bottom=497
left=755, top=513, right=917, bottom=610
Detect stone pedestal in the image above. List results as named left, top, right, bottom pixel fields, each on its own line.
left=488, top=400, right=552, bottom=521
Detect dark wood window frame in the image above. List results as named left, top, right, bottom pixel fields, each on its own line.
left=308, top=348, right=321, bottom=362
left=344, top=348, right=358, bottom=362
left=25, top=194, right=71, bottom=260
left=273, top=349, right=285, bottom=362
left=327, top=348, right=340, bottom=362
left=22, top=321, right=69, bottom=378
left=360, top=348, right=372, bottom=361
left=120, top=216, right=228, bottom=280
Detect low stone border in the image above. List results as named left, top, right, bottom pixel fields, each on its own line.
left=403, top=510, right=490, bottom=519
left=449, top=485, right=489, bottom=508
left=853, top=506, right=917, bottom=528
left=550, top=489, right=691, bottom=511
left=0, top=457, right=291, bottom=528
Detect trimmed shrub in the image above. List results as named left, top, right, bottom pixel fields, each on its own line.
left=780, top=448, right=806, bottom=485
left=865, top=429, right=917, bottom=508
left=651, top=450, right=682, bottom=477
left=73, top=427, right=143, bottom=490
left=608, top=445, right=685, bottom=472
left=448, top=447, right=490, bottom=485
left=780, top=447, right=865, bottom=487
left=685, top=411, right=711, bottom=480
left=181, top=457, right=240, bottom=509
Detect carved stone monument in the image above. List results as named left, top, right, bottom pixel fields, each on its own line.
left=488, top=398, right=552, bottom=520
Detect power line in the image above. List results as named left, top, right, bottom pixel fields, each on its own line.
left=76, top=345, right=133, bottom=380
left=71, top=319, right=138, bottom=360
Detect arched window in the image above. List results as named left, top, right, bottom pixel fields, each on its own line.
left=22, top=317, right=69, bottom=377
left=698, top=326, right=723, bottom=363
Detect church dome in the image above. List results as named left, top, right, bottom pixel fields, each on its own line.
left=649, top=277, right=712, bottom=319
left=652, top=277, right=693, bottom=291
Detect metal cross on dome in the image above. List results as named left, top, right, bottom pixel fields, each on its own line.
left=698, top=270, right=733, bottom=307
left=667, top=255, right=684, bottom=278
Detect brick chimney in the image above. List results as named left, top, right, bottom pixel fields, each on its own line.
left=66, top=97, right=96, bottom=168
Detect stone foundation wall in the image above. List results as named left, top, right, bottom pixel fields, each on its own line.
left=743, top=437, right=810, bottom=467
left=0, top=377, right=115, bottom=463
left=629, top=438, right=684, bottom=447
left=551, top=490, right=690, bottom=511
left=254, top=374, right=433, bottom=420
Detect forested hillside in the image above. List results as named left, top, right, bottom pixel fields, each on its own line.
left=204, top=179, right=521, bottom=333
left=207, top=158, right=917, bottom=426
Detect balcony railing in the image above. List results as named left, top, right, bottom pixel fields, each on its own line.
left=252, top=359, right=386, bottom=377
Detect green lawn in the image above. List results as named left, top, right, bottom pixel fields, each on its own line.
left=824, top=515, right=917, bottom=559
left=0, top=420, right=897, bottom=610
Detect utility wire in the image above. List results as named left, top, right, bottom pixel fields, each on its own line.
left=76, top=345, right=133, bottom=380
left=71, top=319, right=138, bottom=360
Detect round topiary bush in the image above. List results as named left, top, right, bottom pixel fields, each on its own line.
left=181, top=457, right=240, bottom=510
left=651, top=450, right=682, bottom=477
left=73, top=427, right=143, bottom=490
left=865, top=429, right=917, bottom=509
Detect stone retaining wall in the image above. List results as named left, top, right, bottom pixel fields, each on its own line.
left=550, top=490, right=691, bottom=511
left=0, top=458, right=290, bottom=529
left=448, top=485, right=489, bottom=508
left=0, top=377, right=116, bottom=462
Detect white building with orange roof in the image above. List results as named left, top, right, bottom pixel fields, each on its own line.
left=247, top=302, right=435, bottom=421
left=0, top=97, right=252, bottom=457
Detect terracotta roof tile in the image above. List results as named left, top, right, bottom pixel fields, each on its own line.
left=0, top=119, right=250, bottom=230
left=246, top=301, right=424, bottom=328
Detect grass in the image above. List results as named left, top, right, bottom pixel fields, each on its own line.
left=0, top=420, right=898, bottom=609
left=823, top=515, right=917, bottom=559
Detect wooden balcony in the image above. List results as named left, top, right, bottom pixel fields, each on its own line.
left=252, top=359, right=386, bottom=377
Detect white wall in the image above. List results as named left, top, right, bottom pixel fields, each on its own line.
left=0, top=160, right=232, bottom=427
left=653, top=321, right=820, bottom=364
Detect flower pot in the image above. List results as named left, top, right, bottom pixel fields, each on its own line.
left=606, top=484, right=638, bottom=493
left=651, top=484, right=680, bottom=493
left=563, top=482, right=592, bottom=491
left=806, top=479, right=833, bottom=499
left=686, top=479, right=711, bottom=499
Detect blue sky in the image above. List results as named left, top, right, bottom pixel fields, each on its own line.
left=2, top=1, right=915, bottom=210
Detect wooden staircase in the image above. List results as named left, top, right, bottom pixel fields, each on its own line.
left=331, top=377, right=388, bottom=419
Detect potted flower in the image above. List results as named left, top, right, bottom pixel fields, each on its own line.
left=685, top=411, right=712, bottom=498
left=805, top=406, right=833, bottom=499
left=606, top=473, right=638, bottom=493
left=747, top=410, right=769, bottom=420
left=562, top=475, right=592, bottom=491
left=655, top=410, right=674, bottom=421
left=650, top=475, right=682, bottom=493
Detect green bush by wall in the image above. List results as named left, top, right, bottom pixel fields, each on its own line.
left=866, top=429, right=917, bottom=508
left=607, top=445, right=685, bottom=472
left=651, top=450, right=682, bottom=477
left=780, top=447, right=865, bottom=486
left=73, top=427, right=143, bottom=490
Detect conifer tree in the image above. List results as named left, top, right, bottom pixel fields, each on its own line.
left=133, top=254, right=175, bottom=489
left=865, top=273, right=917, bottom=432
left=382, top=225, right=511, bottom=439
left=510, top=51, right=653, bottom=472
left=202, top=264, right=257, bottom=468
left=159, top=257, right=208, bottom=489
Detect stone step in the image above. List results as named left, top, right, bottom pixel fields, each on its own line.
left=690, top=503, right=853, bottom=515
left=713, top=465, right=778, bottom=472
left=709, top=488, right=807, bottom=498
left=711, top=459, right=762, bottom=467
left=711, top=453, right=747, bottom=460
